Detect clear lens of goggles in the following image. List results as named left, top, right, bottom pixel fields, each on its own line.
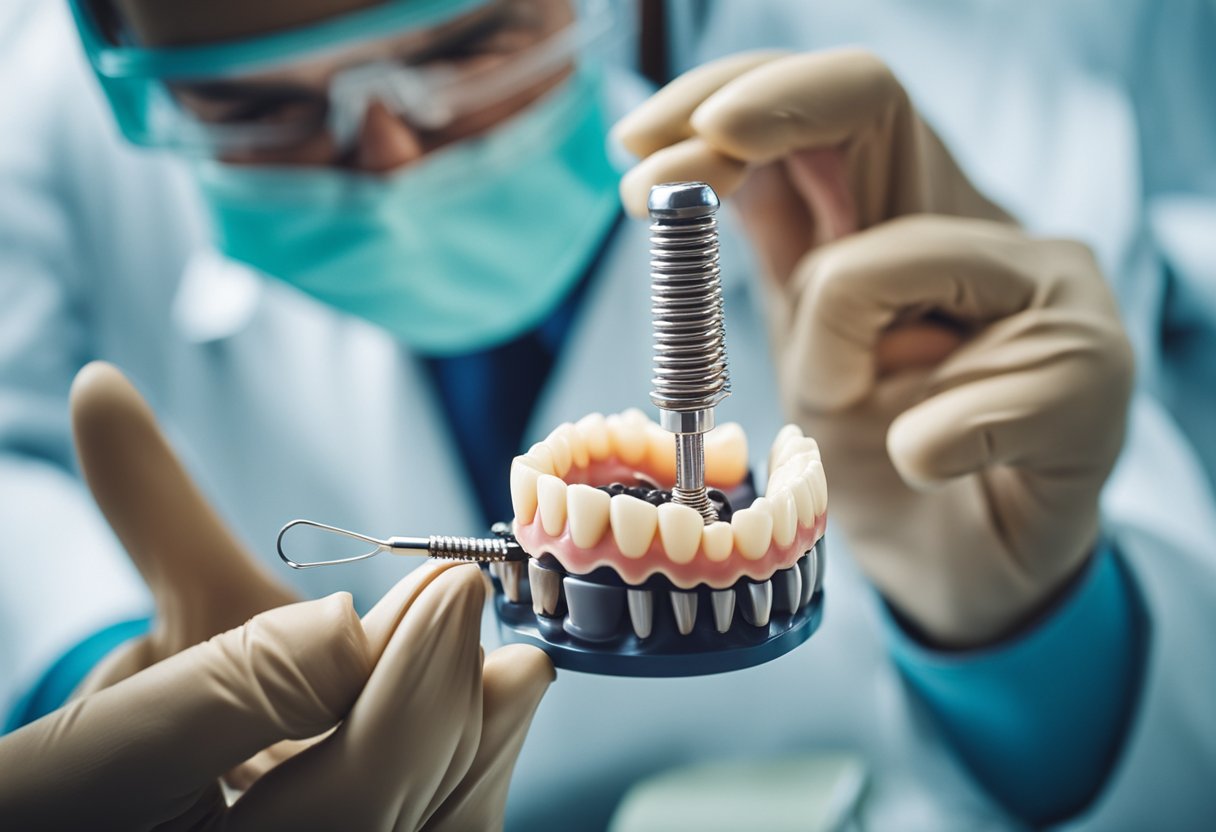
left=327, top=6, right=614, bottom=148
left=71, top=0, right=620, bottom=155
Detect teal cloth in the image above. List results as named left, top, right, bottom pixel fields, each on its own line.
left=2, top=616, right=150, bottom=734
left=886, top=543, right=1148, bottom=825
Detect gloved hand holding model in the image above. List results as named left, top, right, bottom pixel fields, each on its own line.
left=615, top=49, right=1135, bottom=647
left=0, top=363, right=554, bottom=830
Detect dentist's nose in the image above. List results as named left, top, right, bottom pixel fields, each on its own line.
left=355, top=100, right=425, bottom=173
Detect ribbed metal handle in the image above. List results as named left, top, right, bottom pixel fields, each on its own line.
left=425, top=535, right=518, bottom=562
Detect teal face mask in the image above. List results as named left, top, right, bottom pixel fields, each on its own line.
left=194, top=71, right=621, bottom=355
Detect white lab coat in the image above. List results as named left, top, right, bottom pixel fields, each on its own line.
left=2, top=2, right=1214, bottom=830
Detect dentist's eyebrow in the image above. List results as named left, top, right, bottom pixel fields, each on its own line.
left=396, top=0, right=530, bottom=65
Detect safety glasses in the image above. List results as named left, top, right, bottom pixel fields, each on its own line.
left=69, top=0, right=616, bottom=156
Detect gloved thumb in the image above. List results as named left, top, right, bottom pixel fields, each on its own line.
left=70, top=361, right=298, bottom=665
left=885, top=301, right=1132, bottom=490
left=0, top=592, right=370, bottom=831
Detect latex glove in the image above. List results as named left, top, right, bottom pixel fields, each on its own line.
left=615, top=51, right=1134, bottom=647
left=0, top=363, right=554, bottom=830
left=68, top=362, right=300, bottom=697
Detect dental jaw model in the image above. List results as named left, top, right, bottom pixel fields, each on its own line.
left=277, top=182, right=828, bottom=677
left=497, top=413, right=827, bottom=674
left=491, top=183, right=828, bottom=676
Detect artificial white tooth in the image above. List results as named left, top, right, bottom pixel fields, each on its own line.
left=712, top=589, right=736, bottom=633
left=554, top=423, right=589, bottom=469
left=704, top=422, right=748, bottom=486
left=621, top=407, right=651, bottom=425
left=567, top=483, right=611, bottom=548
left=627, top=589, right=654, bottom=639
left=806, top=459, right=828, bottom=515
left=765, top=462, right=794, bottom=499
left=606, top=413, right=647, bottom=466
left=767, top=444, right=816, bottom=491
left=515, top=450, right=552, bottom=473
left=575, top=412, right=612, bottom=462
left=529, top=560, right=562, bottom=616
left=768, top=424, right=804, bottom=477
left=489, top=561, right=504, bottom=580
left=769, top=450, right=810, bottom=492
left=732, top=498, right=774, bottom=561
left=744, top=580, right=773, bottom=627
left=769, top=489, right=797, bottom=548
left=526, top=443, right=557, bottom=474
left=567, top=426, right=591, bottom=469
left=657, top=502, right=703, bottom=565
left=789, top=478, right=817, bottom=528
left=537, top=474, right=569, bottom=537
left=509, top=460, right=541, bottom=524
left=796, top=435, right=822, bottom=458
left=644, top=422, right=676, bottom=481
left=670, top=591, right=698, bottom=635
left=545, top=432, right=573, bottom=476
left=609, top=494, right=658, bottom=558
left=500, top=560, right=524, bottom=603
left=772, top=436, right=821, bottom=474
left=701, top=521, right=734, bottom=562
left=782, top=450, right=818, bottom=471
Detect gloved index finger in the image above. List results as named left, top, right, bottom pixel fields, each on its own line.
left=690, top=48, right=906, bottom=164
left=353, top=564, right=487, bottom=827
left=788, top=216, right=1039, bottom=411
left=360, top=559, right=470, bottom=662
left=423, top=644, right=555, bottom=831
left=612, top=50, right=786, bottom=157
left=70, top=362, right=297, bottom=649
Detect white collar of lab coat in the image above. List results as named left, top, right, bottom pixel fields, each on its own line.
left=171, top=247, right=266, bottom=344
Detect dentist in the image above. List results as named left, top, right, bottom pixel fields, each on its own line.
left=1, top=1, right=1214, bottom=829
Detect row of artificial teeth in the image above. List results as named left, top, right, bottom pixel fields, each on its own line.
left=512, top=422, right=826, bottom=564
left=511, top=409, right=749, bottom=489
left=764, top=424, right=829, bottom=523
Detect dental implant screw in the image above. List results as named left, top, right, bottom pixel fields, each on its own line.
left=647, top=182, right=731, bottom=524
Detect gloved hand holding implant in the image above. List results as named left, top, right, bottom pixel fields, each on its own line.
left=615, top=49, right=1135, bottom=647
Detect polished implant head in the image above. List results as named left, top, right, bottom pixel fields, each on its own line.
left=648, top=181, right=721, bottom=219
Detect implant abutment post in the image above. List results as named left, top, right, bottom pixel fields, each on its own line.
left=647, top=182, right=731, bottom=525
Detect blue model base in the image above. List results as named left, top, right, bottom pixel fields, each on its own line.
left=493, top=591, right=824, bottom=678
